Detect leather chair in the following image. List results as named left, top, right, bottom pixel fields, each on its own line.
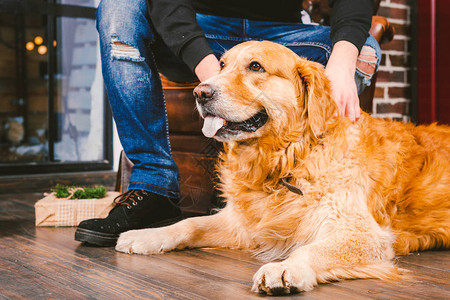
left=116, top=0, right=394, bottom=215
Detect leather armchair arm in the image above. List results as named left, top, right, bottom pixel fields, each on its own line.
left=370, top=16, right=395, bottom=45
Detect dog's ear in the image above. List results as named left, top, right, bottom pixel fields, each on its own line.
left=294, top=58, right=338, bottom=138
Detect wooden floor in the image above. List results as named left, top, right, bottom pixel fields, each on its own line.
left=1, top=192, right=449, bottom=299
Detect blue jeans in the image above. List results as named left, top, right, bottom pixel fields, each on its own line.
left=97, top=0, right=381, bottom=198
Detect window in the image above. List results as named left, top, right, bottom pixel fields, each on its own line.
left=0, top=0, right=112, bottom=175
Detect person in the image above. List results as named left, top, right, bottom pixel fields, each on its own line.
left=75, top=0, right=381, bottom=246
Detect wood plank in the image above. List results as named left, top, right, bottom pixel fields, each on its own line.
left=170, top=135, right=223, bottom=154
left=158, top=249, right=375, bottom=300
left=329, top=258, right=450, bottom=300
left=0, top=236, right=197, bottom=299
left=399, top=251, right=450, bottom=270
left=397, top=261, right=450, bottom=286
left=0, top=211, right=255, bottom=299
left=173, top=151, right=217, bottom=214
left=0, top=192, right=449, bottom=299
left=0, top=256, right=89, bottom=299
left=165, top=89, right=202, bottom=134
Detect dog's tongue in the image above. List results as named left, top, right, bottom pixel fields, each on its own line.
left=202, top=115, right=225, bottom=138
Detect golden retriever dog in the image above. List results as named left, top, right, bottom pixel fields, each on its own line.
left=116, top=41, right=450, bottom=295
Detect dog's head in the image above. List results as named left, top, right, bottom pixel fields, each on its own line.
left=194, top=41, right=338, bottom=143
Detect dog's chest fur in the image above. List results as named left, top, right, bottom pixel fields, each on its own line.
left=217, top=130, right=373, bottom=259
left=217, top=116, right=450, bottom=257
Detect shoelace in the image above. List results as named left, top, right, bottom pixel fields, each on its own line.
left=113, top=189, right=149, bottom=209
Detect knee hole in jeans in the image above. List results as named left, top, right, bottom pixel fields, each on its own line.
left=356, top=45, right=378, bottom=79
left=111, top=40, right=145, bottom=62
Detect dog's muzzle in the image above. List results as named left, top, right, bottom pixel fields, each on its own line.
left=194, top=83, right=269, bottom=138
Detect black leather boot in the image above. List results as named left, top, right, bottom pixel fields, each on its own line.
left=75, top=189, right=182, bottom=246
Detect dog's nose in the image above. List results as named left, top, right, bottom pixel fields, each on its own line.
left=193, top=84, right=215, bottom=104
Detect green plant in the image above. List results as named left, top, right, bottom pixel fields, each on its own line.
left=53, top=184, right=107, bottom=199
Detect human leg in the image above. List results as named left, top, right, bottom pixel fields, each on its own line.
left=96, top=0, right=180, bottom=197
left=355, top=35, right=381, bottom=94
left=75, top=0, right=185, bottom=246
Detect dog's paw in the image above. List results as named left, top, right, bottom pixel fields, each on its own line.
left=115, top=228, right=177, bottom=255
left=251, top=262, right=317, bottom=295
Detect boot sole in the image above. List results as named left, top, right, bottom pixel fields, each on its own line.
left=75, top=215, right=183, bottom=247
left=74, top=228, right=118, bottom=247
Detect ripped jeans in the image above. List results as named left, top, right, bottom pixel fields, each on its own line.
left=96, top=0, right=381, bottom=198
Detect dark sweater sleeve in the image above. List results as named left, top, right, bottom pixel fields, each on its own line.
left=147, top=0, right=213, bottom=72
left=328, top=0, right=373, bottom=52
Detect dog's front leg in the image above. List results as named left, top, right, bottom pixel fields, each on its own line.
left=251, top=218, right=398, bottom=295
left=116, top=207, right=242, bottom=254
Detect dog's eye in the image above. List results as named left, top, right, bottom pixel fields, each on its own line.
left=249, top=62, right=263, bottom=72
left=219, top=61, right=225, bottom=69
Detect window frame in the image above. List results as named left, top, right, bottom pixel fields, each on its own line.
left=0, top=0, right=113, bottom=175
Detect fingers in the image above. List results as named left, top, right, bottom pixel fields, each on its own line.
left=345, top=101, right=356, bottom=123
left=338, top=93, right=360, bottom=123
left=336, top=98, right=346, bottom=116
left=345, top=95, right=361, bottom=123
left=354, top=100, right=361, bottom=121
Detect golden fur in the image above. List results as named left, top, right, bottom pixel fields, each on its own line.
left=116, top=41, right=450, bottom=295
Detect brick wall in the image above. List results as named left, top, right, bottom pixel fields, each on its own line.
left=373, top=0, right=412, bottom=121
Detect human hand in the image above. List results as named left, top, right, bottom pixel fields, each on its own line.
left=194, top=54, right=221, bottom=82
left=325, top=41, right=360, bottom=122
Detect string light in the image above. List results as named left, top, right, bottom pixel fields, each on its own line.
left=37, top=45, right=47, bottom=55
left=26, top=36, right=56, bottom=55
left=34, top=36, right=43, bottom=45
left=25, top=42, right=35, bottom=51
